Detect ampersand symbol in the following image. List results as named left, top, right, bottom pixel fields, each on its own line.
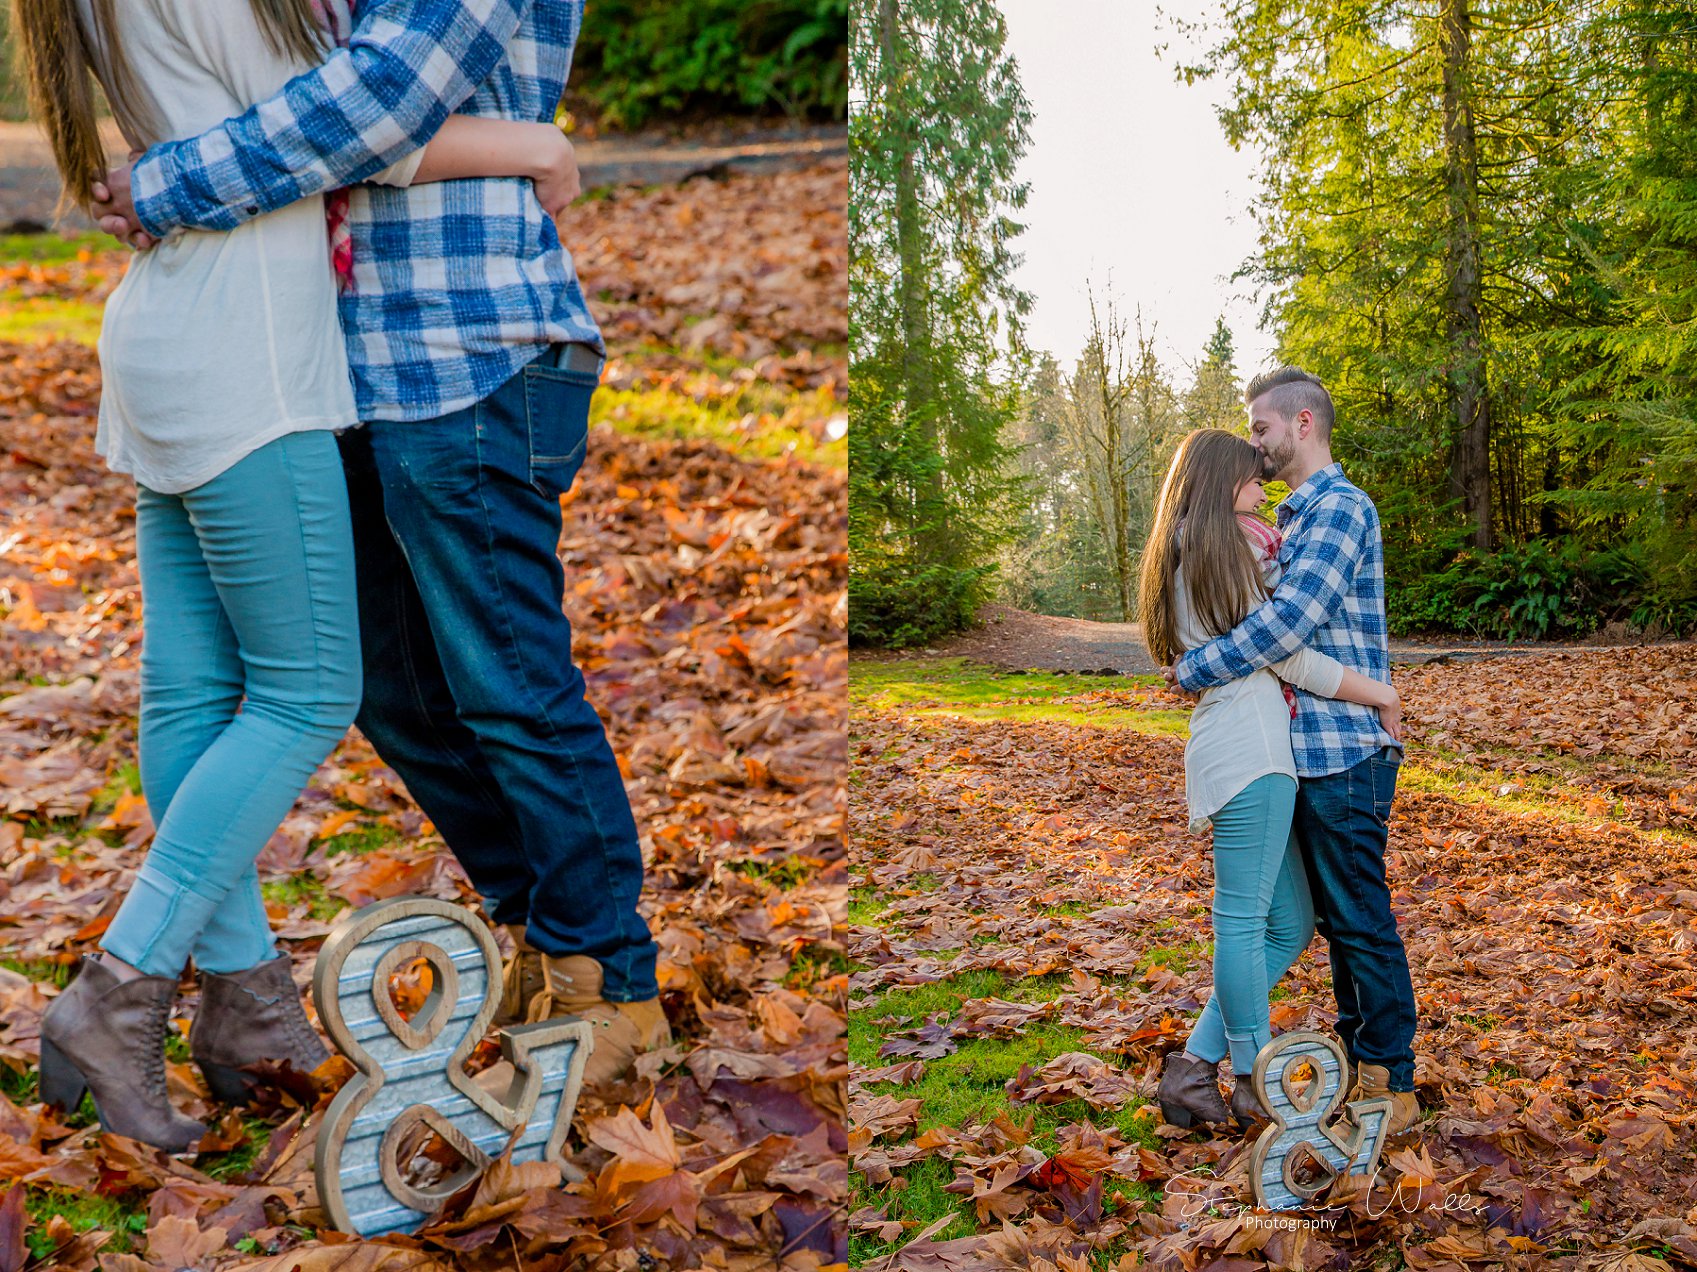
left=1247, top=1031, right=1393, bottom=1211
left=311, top=896, right=593, bottom=1237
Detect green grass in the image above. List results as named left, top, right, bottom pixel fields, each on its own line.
left=164, top=1026, right=191, bottom=1064
left=261, top=874, right=344, bottom=923
left=0, top=232, right=113, bottom=262
left=727, top=855, right=815, bottom=890
left=852, top=781, right=1182, bottom=1267
left=785, top=945, right=852, bottom=994
left=853, top=972, right=1017, bottom=1061
left=592, top=378, right=844, bottom=469
left=850, top=658, right=1186, bottom=736
left=89, top=762, right=142, bottom=817
left=849, top=1010, right=1160, bottom=1265
left=0, top=957, right=75, bottom=988
left=199, top=1115, right=276, bottom=1183
left=849, top=886, right=894, bottom=925
left=21, top=814, right=85, bottom=842
left=1396, top=759, right=1694, bottom=845
left=0, top=1062, right=35, bottom=1107
left=0, top=295, right=103, bottom=346
left=1400, top=744, right=1697, bottom=846
left=1137, top=940, right=1212, bottom=977
left=1456, top=1012, right=1503, bottom=1032
left=319, top=824, right=401, bottom=857
left=1033, top=901, right=1097, bottom=919
left=20, top=1185, right=147, bottom=1258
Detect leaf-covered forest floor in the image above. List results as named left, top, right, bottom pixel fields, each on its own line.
left=0, top=159, right=846, bottom=1270
left=849, top=650, right=1697, bottom=1271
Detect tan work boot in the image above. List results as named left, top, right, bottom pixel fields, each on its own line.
left=530, top=954, right=671, bottom=1087
left=1351, top=1063, right=1420, bottom=1135
left=494, top=925, right=546, bottom=1028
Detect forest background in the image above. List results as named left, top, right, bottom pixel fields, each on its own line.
left=0, top=0, right=849, bottom=130
left=850, top=0, right=1697, bottom=647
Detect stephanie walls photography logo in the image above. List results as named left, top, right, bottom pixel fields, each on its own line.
left=1165, top=1032, right=1489, bottom=1226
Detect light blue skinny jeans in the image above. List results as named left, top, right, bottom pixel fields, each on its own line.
left=102, top=431, right=361, bottom=977
left=1185, top=773, right=1316, bottom=1075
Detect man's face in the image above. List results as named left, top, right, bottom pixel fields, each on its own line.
left=1248, top=395, right=1301, bottom=480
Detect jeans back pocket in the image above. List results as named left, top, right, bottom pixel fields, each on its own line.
left=522, top=361, right=596, bottom=498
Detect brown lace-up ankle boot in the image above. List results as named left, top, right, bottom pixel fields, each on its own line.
left=1229, top=1073, right=1270, bottom=1129
left=190, top=954, right=329, bottom=1105
left=39, top=956, right=206, bottom=1152
left=1156, top=1052, right=1233, bottom=1129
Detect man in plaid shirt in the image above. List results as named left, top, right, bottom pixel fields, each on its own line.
left=91, top=0, right=669, bottom=1087
left=1170, top=367, right=1418, bottom=1134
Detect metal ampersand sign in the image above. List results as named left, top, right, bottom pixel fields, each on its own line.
left=1248, top=1031, right=1393, bottom=1211
left=311, top=896, right=593, bottom=1237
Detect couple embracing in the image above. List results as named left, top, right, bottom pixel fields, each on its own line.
left=1139, top=368, right=1419, bottom=1138
left=16, top=0, right=666, bottom=1152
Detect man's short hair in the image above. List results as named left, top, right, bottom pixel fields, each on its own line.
left=1244, top=366, right=1334, bottom=439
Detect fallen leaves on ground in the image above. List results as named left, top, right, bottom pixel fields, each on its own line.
left=571, top=160, right=845, bottom=382
left=0, top=160, right=845, bottom=1269
left=850, top=651, right=1697, bottom=1269
left=1395, top=648, right=1697, bottom=833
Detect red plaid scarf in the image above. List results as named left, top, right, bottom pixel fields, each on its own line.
left=310, top=0, right=357, bottom=290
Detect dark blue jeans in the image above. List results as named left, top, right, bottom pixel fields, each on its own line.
left=337, top=351, right=659, bottom=1001
left=1294, top=747, right=1416, bottom=1090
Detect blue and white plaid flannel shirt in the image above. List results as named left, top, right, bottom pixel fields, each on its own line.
left=130, top=0, right=602, bottom=424
left=1174, top=462, right=1401, bottom=778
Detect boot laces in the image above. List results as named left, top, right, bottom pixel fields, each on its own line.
left=146, top=993, right=171, bottom=1098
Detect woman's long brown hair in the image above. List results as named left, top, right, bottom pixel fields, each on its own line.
left=1138, top=428, right=1268, bottom=667
left=9, top=0, right=327, bottom=217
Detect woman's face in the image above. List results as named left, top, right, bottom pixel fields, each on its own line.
left=1234, top=473, right=1266, bottom=514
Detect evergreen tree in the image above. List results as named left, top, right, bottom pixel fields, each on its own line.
left=1544, top=4, right=1697, bottom=627
left=1185, top=317, right=1243, bottom=434
left=848, top=0, right=1033, bottom=645
left=1177, top=0, right=1609, bottom=558
left=999, top=355, right=1120, bottom=619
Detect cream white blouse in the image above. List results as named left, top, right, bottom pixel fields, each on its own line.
left=1176, top=546, right=1347, bottom=833
left=78, top=0, right=423, bottom=494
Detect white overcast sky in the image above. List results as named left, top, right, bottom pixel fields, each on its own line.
left=997, top=0, right=1278, bottom=382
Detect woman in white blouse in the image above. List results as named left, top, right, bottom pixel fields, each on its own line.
left=15, top=0, right=582, bottom=1151
left=1138, top=429, right=1402, bottom=1129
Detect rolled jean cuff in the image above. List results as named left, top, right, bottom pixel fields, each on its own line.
left=103, top=864, right=263, bottom=977
left=1225, top=1026, right=1270, bottom=1077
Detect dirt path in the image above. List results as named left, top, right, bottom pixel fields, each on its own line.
left=926, top=602, right=1686, bottom=675
left=0, top=119, right=845, bottom=231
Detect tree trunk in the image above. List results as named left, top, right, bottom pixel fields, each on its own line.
left=1092, top=343, right=1133, bottom=623
left=1112, top=430, right=1132, bottom=621
left=1440, top=0, right=1493, bottom=551
left=880, top=0, right=943, bottom=559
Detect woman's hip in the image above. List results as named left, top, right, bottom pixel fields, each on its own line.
left=138, top=431, right=360, bottom=713
left=1210, top=772, right=1299, bottom=851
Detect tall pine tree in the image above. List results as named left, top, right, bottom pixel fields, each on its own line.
left=848, top=0, right=1033, bottom=645
left=1544, top=4, right=1697, bottom=627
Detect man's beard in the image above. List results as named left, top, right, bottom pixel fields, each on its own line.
left=1260, top=436, right=1296, bottom=481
